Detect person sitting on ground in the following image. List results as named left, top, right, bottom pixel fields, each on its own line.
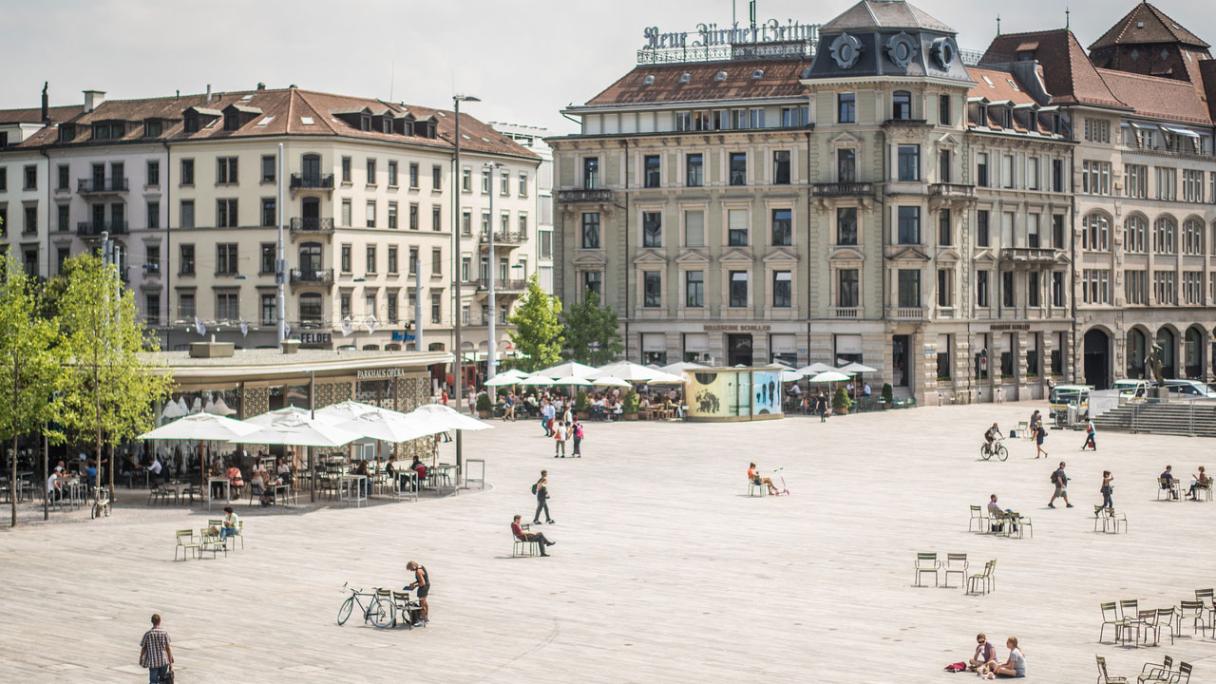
left=969, top=633, right=997, bottom=672
left=511, top=514, right=555, bottom=556
left=978, top=636, right=1025, bottom=679
left=984, top=422, right=1003, bottom=453
left=1160, top=465, right=1178, bottom=500
left=747, top=462, right=781, bottom=496
left=1188, top=465, right=1210, bottom=500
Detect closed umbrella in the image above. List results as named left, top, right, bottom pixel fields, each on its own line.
left=208, top=395, right=237, bottom=417
left=809, top=371, right=851, bottom=384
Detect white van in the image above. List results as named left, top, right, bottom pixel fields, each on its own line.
left=1113, top=379, right=1150, bottom=401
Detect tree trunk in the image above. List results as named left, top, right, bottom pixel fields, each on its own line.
left=9, top=439, right=16, bottom=528
left=107, top=441, right=115, bottom=512
left=42, top=431, right=48, bottom=521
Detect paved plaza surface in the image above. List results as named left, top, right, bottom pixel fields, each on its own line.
left=2, top=401, right=1216, bottom=683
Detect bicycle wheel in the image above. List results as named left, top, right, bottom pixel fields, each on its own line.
left=104, top=502, right=111, bottom=517
left=979, top=445, right=991, bottom=461
left=368, top=596, right=395, bottom=629
left=996, top=445, right=1009, bottom=462
left=337, top=597, right=355, bottom=626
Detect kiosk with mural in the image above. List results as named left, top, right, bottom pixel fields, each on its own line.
left=684, top=367, right=784, bottom=422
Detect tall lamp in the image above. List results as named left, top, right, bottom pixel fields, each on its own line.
left=451, top=94, right=480, bottom=485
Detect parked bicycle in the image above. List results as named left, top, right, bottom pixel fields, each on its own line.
left=980, top=438, right=1009, bottom=462
left=336, top=583, right=393, bottom=629
left=90, top=487, right=112, bottom=519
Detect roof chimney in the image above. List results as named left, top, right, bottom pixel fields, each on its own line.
left=205, top=83, right=212, bottom=104
left=82, top=89, right=105, bottom=114
left=41, top=82, right=48, bottom=123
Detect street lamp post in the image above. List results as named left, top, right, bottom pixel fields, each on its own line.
left=485, top=161, right=504, bottom=381
left=452, top=94, right=479, bottom=485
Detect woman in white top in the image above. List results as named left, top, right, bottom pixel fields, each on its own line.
left=979, top=636, right=1025, bottom=679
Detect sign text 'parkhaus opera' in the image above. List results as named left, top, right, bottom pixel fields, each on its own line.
left=642, top=19, right=819, bottom=51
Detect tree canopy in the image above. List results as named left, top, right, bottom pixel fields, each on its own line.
left=561, top=291, right=623, bottom=366
left=507, top=274, right=563, bottom=372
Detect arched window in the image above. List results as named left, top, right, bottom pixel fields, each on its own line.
left=1182, top=218, right=1204, bottom=255
left=1154, top=216, right=1177, bottom=254
left=1082, top=213, right=1110, bottom=251
left=892, top=91, right=912, bottom=120
left=298, top=293, right=323, bottom=325
left=1123, top=214, right=1147, bottom=253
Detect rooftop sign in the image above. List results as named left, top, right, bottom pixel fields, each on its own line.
left=638, top=19, right=820, bottom=65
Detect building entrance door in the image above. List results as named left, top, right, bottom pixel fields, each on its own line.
left=1083, top=329, right=1110, bottom=390
left=727, top=334, right=753, bottom=367
left=892, top=334, right=910, bottom=387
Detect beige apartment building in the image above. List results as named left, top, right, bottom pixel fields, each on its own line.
left=0, top=85, right=540, bottom=363
left=552, top=0, right=1216, bottom=402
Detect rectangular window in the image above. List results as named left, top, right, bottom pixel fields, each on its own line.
left=518, top=172, right=528, bottom=197
left=260, top=294, right=276, bottom=326
left=938, top=94, right=950, bottom=125
left=976, top=153, right=989, bottom=187
left=1183, top=169, right=1205, bottom=203
left=1125, top=270, right=1148, bottom=305
left=431, top=293, right=442, bottom=324
left=178, top=292, right=196, bottom=320
left=0, top=168, right=7, bottom=191
left=1183, top=271, right=1203, bottom=305
left=260, top=243, right=275, bottom=274
left=180, top=159, right=194, bottom=186
left=365, top=293, right=377, bottom=318
left=1154, top=166, right=1177, bottom=201
left=582, top=271, right=602, bottom=300
left=1153, top=270, right=1177, bottom=305
left=939, top=149, right=952, bottom=183
left=897, top=269, right=921, bottom=308
left=386, top=294, right=398, bottom=324
left=643, top=271, right=661, bottom=307
left=260, top=155, right=275, bottom=183
left=366, top=158, right=377, bottom=185
left=684, top=210, right=705, bottom=247
left=728, top=271, right=749, bottom=308
left=1002, top=271, right=1015, bottom=307
left=179, top=244, right=195, bottom=275
left=937, top=269, right=952, bottom=307
left=1081, top=269, right=1111, bottom=305
left=366, top=245, right=377, bottom=274
left=685, top=270, right=704, bottom=307
left=1051, top=272, right=1065, bottom=307
left=976, top=271, right=989, bottom=308
left=838, top=93, right=856, bottom=123
left=772, top=271, right=792, bottom=308
left=340, top=245, right=352, bottom=273
left=54, top=164, right=67, bottom=190
left=897, top=145, right=920, bottom=181
left=837, top=207, right=858, bottom=245
left=643, top=155, right=661, bottom=188
left=1052, top=158, right=1065, bottom=192
left=685, top=153, right=704, bottom=187
left=1027, top=157, right=1040, bottom=190
left=146, top=160, right=160, bottom=187
left=1052, top=215, right=1065, bottom=249
left=642, top=211, right=662, bottom=248
left=1083, top=118, right=1111, bottom=144
left=727, top=208, right=749, bottom=246
left=728, top=152, right=747, bottom=186
left=937, top=209, right=951, bottom=246
left=1082, top=160, right=1113, bottom=195
left=409, top=203, right=419, bottom=231
left=772, top=150, right=791, bottom=185
left=387, top=246, right=399, bottom=274
left=937, top=334, right=952, bottom=380
left=583, top=157, right=599, bottom=189
left=387, top=201, right=398, bottom=229
left=1001, top=155, right=1014, bottom=189
left=837, top=148, right=856, bottom=183
left=260, top=198, right=275, bottom=228
left=216, top=157, right=238, bottom=184
left=215, top=243, right=238, bottom=275
left=432, top=205, right=441, bottom=231
left=408, top=162, right=419, bottom=189
left=581, top=212, right=600, bottom=249
left=431, top=248, right=442, bottom=276
left=341, top=156, right=352, bottom=183
left=58, top=204, right=70, bottom=231
left=1028, top=271, right=1041, bottom=307
left=897, top=206, right=920, bottom=244
left=213, top=198, right=236, bottom=228
left=1027, top=214, right=1040, bottom=248
left=1124, top=163, right=1148, bottom=198
left=22, top=165, right=35, bottom=190
left=434, top=165, right=443, bottom=191
left=366, top=201, right=376, bottom=228
left=838, top=269, right=859, bottom=307
left=770, top=208, right=792, bottom=246
left=408, top=247, right=419, bottom=276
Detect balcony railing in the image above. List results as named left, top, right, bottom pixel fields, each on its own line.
left=557, top=188, right=614, bottom=203
left=833, top=307, right=860, bottom=319
left=290, top=217, right=335, bottom=233
left=289, top=268, right=334, bottom=286
left=812, top=182, right=873, bottom=197
left=77, top=220, right=128, bottom=236
left=929, top=183, right=976, bottom=199
left=1000, top=247, right=1062, bottom=266
left=887, top=306, right=925, bottom=320
left=77, top=177, right=128, bottom=194
left=289, top=174, right=335, bottom=190
left=479, top=230, right=527, bottom=245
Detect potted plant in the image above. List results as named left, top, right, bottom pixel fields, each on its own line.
left=475, top=392, right=492, bottom=419
left=832, top=386, right=852, bottom=415
left=881, top=383, right=894, bottom=409
left=622, top=390, right=640, bottom=420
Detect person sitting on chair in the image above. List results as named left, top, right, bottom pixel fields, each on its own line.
left=1159, top=465, right=1178, bottom=500
left=511, top=514, right=555, bottom=556
left=1188, top=466, right=1210, bottom=500
left=747, top=462, right=781, bottom=496
left=220, top=506, right=240, bottom=542
left=410, top=455, right=427, bottom=484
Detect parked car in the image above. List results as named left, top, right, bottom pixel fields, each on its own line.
left=1163, top=379, right=1216, bottom=399
left=1113, top=379, right=1150, bottom=401
left=1049, top=384, right=1092, bottom=420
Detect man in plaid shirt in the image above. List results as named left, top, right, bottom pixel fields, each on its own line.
left=139, top=613, right=174, bottom=683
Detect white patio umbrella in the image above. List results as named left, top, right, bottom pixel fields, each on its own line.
left=337, top=411, right=436, bottom=444
left=236, top=414, right=361, bottom=448
left=406, top=403, right=493, bottom=432
left=780, top=370, right=803, bottom=383
left=315, top=400, right=408, bottom=423
left=590, top=360, right=681, bottom=383
left=809, top=370, right=851, bottom=384
left=520, top=375, right=555, bottom=387
left=766, top=361, right=795, bottom=370
left=554, top=376, right=592, bottom=387
left=659, top=360, right=705, bottom=375
left=592, top=376, right=632, bottom=388
left=189, top=396, right=203, bottom=414
left=495, top=368, right=531, bottom=382
left=485, top=374, right=525, bottom=388
left=532, top=361, right=598, bottom=378
left=245, top=405, right=333, bottom=427
left=839, top=362, right=877, bottom=374
left=139, top=412, right=260, bottom=442
left=797, top=362, right=834, bottom=375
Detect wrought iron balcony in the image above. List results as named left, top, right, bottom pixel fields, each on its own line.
left=77, top=177, right=128, bottom=194
left=289, top=174, right=335, bottom=191
left=289, top=268, right=334, bottom=286
left=290, top=217, right=335, bottom=233
left=557, top=188, right=614, bottom=203
left=812, top=182, right=873, bottom=197
left=479, top=230, right=526, bottom=246
left=77, top=220, right=128, bottom=236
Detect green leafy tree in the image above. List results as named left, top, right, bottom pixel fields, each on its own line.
left=507, top=274, right=563, bottom=372
left=561, top=291, right=623, bottom=365
left=56, top=255, right=173, bottom=507
left=0, top=254, right=64, bottom=527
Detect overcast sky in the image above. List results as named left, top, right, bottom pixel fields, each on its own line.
left=4, top=1, right=1209, bottom=135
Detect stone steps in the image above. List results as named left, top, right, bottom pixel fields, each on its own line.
left=1094, top=403, right=1216, bottom=437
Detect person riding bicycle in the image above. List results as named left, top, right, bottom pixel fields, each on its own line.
left=983, top=423, right=1003, bottom=454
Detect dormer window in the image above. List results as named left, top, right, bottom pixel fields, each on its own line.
left=143, top=119, right=163, bottom=138
left=183, top=106, right=221, bottom=133
left=642, top=74, right=655, bottom=86
left=678, top=72, right=692, bottom=85
left=360, top=114, right=371, bottom=131
left=714, top=71, right=728, bottom=82
left=58, top=124, right=76, bottom=143
left=223, top=110, right=239, bottom=131
left=91, top=120, right=125, bottom=141
left=184, top=111, right=198, bottom=133
left=751, top=69, right=765, bottom=80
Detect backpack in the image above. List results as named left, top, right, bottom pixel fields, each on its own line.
left=944, top=662, right=967, bottom=673
left=531, top=483, right=538, bottom=495
left=1049, top=471, right=1058, bottom=485
left=574, top=424, right=584, bottom=439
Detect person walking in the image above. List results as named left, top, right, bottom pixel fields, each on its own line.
left=532, top=470, right=554, bottom=524
left=1034, top=424, right=1048, bottom=459
left=540, top=399, right=555, bottom=437
left=1081, top=419, right=1097, bottom=451
left=1048, top=461, right=1073, bottom=508
left=1099, top=470, right=1114, bottom=510
left=571, top=416, right=584, bottom=457
left=553, top=420, right=567, bottom=458
left=512, top=514, right=556, bottom=556
left=138, top=613, right=174, bottom=683
left=404, top=560, right=429, bottom=626
left=817, top=392, right=828, bottom=422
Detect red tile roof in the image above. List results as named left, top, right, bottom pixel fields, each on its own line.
left=966, top=67, right=1038, bottom=106
left=0, top=104, right=82, bottom=126
left=980, top=30, right=1129, bottom=110
left=584, top=59, right=811, bottom=106
left=1096, top=68, right=1212, bottom=125
left=1089, top=2, right=1209, bottom=51
left=9, top=87, right=537, bottom=161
